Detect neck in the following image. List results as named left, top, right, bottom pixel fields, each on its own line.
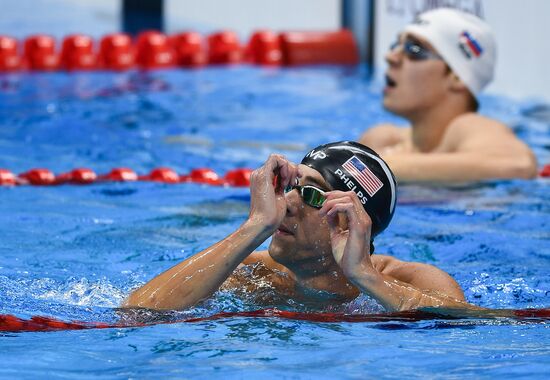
left=406, top=96, right=470, bottom=153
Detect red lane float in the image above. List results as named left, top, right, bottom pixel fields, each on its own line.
left=55, top=168, right=97, bottom=185
left=61, top=34, right=97, bottom=70
left=0, top=35, right=22, bottom=71
left=540, top=164, right=550, bottom=177
left=143, top=167, right=180, bottom=183
left=0, top=169, right=17, bottom=186
left=99, top=167, right=139, bottom=182
left=246, top=30, right=282, bottom=65
left=136, top=30, right=175, bottom=69
left=225, top=168, right=252, bottom=187
left=24, top=35, right=59, bottom=71
left=208, top=30, right=242, bottom=64
left=99, top=33, right=135, bottom=70
left=170, top=32, right=207, bottom=67
left=2, top=307, right=550, bottom=333
left=0, top=167, right=253, bottom=187
left=18, top=168, right=56, bottom=185
left=188, top=168, right=223, bottom=185
left=0, top=29, right=359, bottom=72
left=279, top=30, right=359, bottom=66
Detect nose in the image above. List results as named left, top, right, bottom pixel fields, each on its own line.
left=385, top=44, right=402, bottom=67
left=284, top=188, right=301, bottom=216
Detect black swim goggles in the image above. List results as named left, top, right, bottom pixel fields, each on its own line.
left=284, top=184, right=327, bottom=209
left=389, top=38, right=442, bottom=61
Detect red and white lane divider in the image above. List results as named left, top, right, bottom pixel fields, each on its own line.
left=1, top=307, right=550, bottom=333
left=1, top=164, right=549, bottom=187
left=0, top=29, right=358, bottom=72
left=0, top=167, right=252, bottom=187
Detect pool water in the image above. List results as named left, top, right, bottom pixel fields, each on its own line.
left=1, top=66, right=549, bottom=378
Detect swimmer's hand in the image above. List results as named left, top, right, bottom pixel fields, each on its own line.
left=320, top=191, right=474, bottom=312
left=319, top=190, right=374, bottom=280
left=248, top=154, right=301, bottom=233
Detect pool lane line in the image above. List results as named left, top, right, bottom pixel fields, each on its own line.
left=0, top=167, right=252, bottom=187
left=1, top=307, right=549, bottom=333
left=1, top=30, right=359, bottom=72
left=2, top=163, right=549, bottom=187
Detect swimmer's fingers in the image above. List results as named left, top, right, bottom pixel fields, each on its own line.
left=247, top=154, right=300, bottom=231
left=321, top=197, right=353, bottom=231
left=320, top=191, right=372, bottom=235
left=285, top=162, right=302, bottom=188
left=262, top=154, right=302, bottom=191
left=320, top=191, right=373, bottom=271
left=251, top=154, right=283, bottom=188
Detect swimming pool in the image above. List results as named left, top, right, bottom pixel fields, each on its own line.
left=1, top=66, right=549, bottom=378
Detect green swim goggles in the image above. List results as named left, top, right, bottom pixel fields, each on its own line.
left=284, top=184, right=327, bottom=209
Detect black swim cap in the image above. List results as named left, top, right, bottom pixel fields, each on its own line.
left=301, top=141, right=397, bottom=237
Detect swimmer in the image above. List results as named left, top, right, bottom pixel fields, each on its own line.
left=359, top=8, right=537, bottom=182
left=123, top=141, right=479, bottom=312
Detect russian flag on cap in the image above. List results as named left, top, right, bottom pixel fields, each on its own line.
left=458, top=31, right=483, bottom=59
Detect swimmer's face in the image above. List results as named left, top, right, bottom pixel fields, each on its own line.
left=268, top=164, right=334, bottom=268
left=383, top=32, right=453, bottom=117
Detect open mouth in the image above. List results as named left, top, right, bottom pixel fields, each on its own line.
left=385, top=75, right=397, bottom=87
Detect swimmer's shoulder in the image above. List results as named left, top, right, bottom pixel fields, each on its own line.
left=445, top=113, right=537, bottom=169
left=444, top=113, right=522, bottom=151
left=446, top=112, right=510, bottom=137
left=371, top=254, right=450, bottom=284
left=371, top=254, right=406, bottom=276
left=359, top=123, right=410, bottom=151
left=372, top=254, right=465, bottom=301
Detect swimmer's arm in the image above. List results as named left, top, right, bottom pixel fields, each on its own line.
left=122, top=220, right=273, bottom=310
left=321, top=191, right=476, bottom=311
left=383, top=151, right=536, bottom=182
left=350, top=261, right=482, bottom=312
left=123, top=153, right=300, bottom=311
left=382, top=116, right=537, bottom=182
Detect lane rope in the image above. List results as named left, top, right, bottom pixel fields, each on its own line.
left=0, top=167, right=252, bottom=187
left=1, top=307, right=549, bottom=333
left=2, top=164, right=549, bottom=188
left=0, top=30, right=358, bottom=71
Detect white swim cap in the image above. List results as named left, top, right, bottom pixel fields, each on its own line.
left=403, top=8, right=496, bottom=96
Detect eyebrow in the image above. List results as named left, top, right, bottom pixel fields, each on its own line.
left=407, top=36, right=426, bottom=47
left=302, top=175, right=329, bottom=191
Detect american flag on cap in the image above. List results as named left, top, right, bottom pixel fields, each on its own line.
left=342, top=156, right=383, bottom=197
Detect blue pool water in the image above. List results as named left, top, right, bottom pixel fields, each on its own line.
left=1, top=66, right=549, bottom=378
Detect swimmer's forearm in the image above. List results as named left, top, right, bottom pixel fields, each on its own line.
left=122, top=219, right=274, bottom=310
left=350, top=270, right=478, bottom=312
left=384, top=152, right=536, bottom=182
